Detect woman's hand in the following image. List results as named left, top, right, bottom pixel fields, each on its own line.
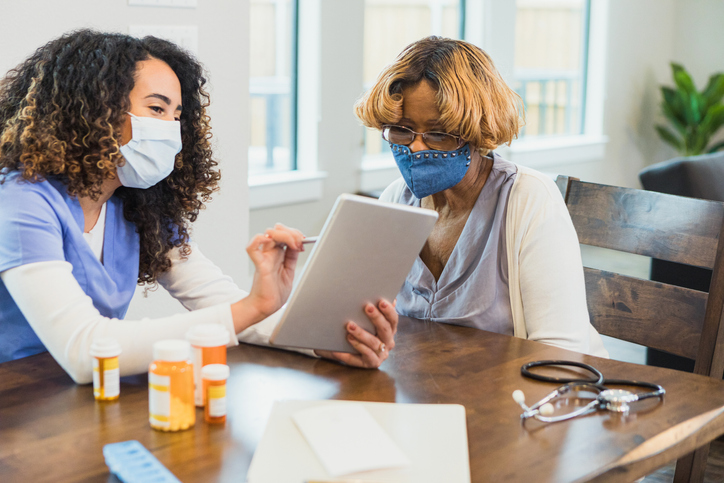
left=315, top=298, right=398, bottom=369
left=233, top=224, right=304, bottom=331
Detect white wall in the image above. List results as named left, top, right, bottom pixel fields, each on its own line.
left=595, top=0, right=678, bottom=187
left=0, top=0, right=251, bottom=318
left=673, top=0, right=724, bottom=86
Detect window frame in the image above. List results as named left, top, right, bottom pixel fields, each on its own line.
left=249, top=0, right=327, bottom=210
left=513, top=0, right=592, bottom=139
left=476, top=0, right=609, bottom=171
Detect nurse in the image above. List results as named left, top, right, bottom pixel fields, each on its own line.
left=355, top=37, right=607, bottom=356
left=0, top=30, right=396, bottom=383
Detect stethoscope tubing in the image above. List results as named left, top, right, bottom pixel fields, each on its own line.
left=521, top=360, right=604, bottom=384
left=521, top=360, right=665, bottom=394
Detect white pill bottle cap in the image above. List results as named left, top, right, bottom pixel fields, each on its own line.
left=89, top=338, right=122, bottom=358
left=202, top=364, right=230, bottom=381
left=153, top=340, right=191, bottom=362
left=185, top=324, right=230, bottom=347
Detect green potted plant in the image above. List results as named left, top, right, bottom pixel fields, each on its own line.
left=656, top=63, right=724, bottom=156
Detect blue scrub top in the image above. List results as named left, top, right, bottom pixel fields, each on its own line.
left=0, top=173, right=140, bottom=362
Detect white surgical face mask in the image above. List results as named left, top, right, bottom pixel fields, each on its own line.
left=117, top=113, right=182, bottom=189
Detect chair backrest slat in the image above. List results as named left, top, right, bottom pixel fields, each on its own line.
left=557, top=175, right=724, bottom=381
left=565, top=180, right=724, bottom=269
left=584, top=268, right=707, bottom=359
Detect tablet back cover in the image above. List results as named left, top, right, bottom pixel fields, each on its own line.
left=270, top=193, right=437, bottom=352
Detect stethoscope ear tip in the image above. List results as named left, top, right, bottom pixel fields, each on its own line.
left=512, top=389, right=525, bottom=404
left=539, top=403, right=555, bottom=416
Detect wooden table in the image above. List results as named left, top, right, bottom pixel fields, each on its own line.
left=4, top=317, right=724, bottom=482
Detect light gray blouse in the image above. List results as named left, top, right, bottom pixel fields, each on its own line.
left=395, top=153, right=518, bottom=334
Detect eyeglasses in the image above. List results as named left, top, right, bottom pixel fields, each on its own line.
left=382, top=125, right=464, bottom=151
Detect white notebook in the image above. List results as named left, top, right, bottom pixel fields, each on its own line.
left=247, top=400, right=471, bottom=483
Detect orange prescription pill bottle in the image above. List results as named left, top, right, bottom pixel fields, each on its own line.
left=90, top=338, right=121, bottom=401
left=186, top=324, right=229, bottom=407
left=202, top=364, right=230, bottom=424
left=148, top=340, right=195, bottom=432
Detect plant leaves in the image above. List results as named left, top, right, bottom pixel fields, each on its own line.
left=656, top=125, right=684, bottom=152
left=707, top=140, right=724, bottom=153
left=661, top=101, right=686, bottom=135
left=661, top=87, right=687, bottom=131
left=660, top=64, right=724, bottom=156
left=673, top=64, right=697, bottom=95
left=680, top=89, right=701, bottom=125
left=691, top=129, right=709, bottom=155
left=684, top=126, right=697, bottom=155
left=699, top=104, right=724, bottom=138
left=702, top=73, right=724, bottom=109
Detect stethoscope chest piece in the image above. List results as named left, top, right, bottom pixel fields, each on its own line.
left=599, top=389, right=637, bottom=414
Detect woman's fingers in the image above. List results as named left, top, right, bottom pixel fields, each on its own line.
left=247, top=224, right=305, bottom=268
left=363, top=301, right=397, bottom=350
left=343, top=322, right=388, bottom=368
left=314, top=298, right=398, bottom=369
left=316, top=350, right=367, bottom=368
left=246, top=233, right=276, bottom=259
left=314, top=323, right=389, bottom=369
left=282, top=245, right=300, bottom=271
left=264, top=223, right=305, bottom=250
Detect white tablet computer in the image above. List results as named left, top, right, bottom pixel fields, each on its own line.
left=270, top=193, right=438, bottom=353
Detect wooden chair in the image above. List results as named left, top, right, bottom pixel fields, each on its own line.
left=556, top=175, right=724, bottom=483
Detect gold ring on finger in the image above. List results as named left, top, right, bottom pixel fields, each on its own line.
left=377, top=343, right=386, bottom=356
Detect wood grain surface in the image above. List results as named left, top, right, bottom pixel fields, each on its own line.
left=583, top=267, right=708, bottom=360
left=565, top=180, right=724, bottom=270
left=3, top=318, right=724, bottom=482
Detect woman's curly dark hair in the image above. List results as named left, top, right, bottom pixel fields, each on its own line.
left=0, top=29, right=220, bottom=285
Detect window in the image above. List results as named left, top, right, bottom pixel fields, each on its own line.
left=514, top=0, right=590, bottom=137
left=249, top=0, right=298, bottom=175
left=362, top=0, right=464, bottom=162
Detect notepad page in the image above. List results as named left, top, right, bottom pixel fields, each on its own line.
left=292, top=403, right=410, bottom=476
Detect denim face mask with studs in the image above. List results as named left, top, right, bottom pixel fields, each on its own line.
left=390, top=143, right=472, bottom=199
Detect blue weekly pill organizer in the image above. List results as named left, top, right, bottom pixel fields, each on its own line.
left=103, top=440, right=181, bottom=483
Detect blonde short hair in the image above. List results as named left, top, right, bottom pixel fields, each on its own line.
left=354, top=36, right=524, bottom=153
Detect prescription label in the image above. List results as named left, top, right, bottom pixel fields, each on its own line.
left=207, top=385, right=226, bottom=417
left=192, top=347, right=203, bottom=406
left=149, top=373, right=171, bottom=428
left=93, top=358, right=101, bottom=397
left=93, top=357, right=120, bottom=399
left=104, top=357, right=120, bottom=398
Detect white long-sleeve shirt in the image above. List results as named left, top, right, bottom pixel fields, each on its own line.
left=0, top=243, right=286, bottom=384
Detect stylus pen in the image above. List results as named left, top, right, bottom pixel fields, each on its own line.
left=274, top=235, right=318, bottom=249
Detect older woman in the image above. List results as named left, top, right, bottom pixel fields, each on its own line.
left=355, top=36, right=607, bottom=357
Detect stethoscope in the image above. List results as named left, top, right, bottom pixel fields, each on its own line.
left=512, top=360, right=665, bottom=423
